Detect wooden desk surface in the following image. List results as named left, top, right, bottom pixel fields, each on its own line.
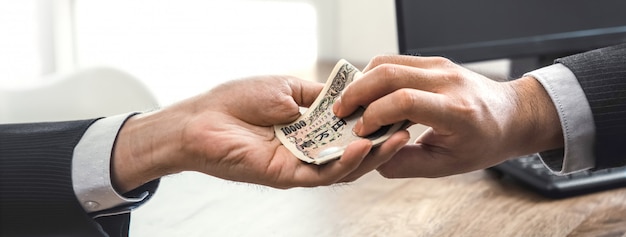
left=130, top=125, right=626, bottom=237
left=131, top=168, right=626, bottom=237
left=130, top=61, right=626, bottom=236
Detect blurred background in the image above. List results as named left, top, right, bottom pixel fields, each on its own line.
left=0, top=0, right=399, bottom=106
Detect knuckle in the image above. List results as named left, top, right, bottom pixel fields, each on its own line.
left=393, top=89, right=418, bottom=116
left=429, top=56, right=454, bottom=66
left=450, top=99, right=478, bottom=117
left=442, top=70, right=465, bottom=84
left=371, top=63, right=399, bottom=80
left=369, top=55, right=393, bottom=66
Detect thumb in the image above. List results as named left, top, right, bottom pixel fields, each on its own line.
left=288, top=77, right=324, bottom=107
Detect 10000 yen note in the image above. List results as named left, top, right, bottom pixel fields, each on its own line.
left=274, top=59, right=405, bottom=165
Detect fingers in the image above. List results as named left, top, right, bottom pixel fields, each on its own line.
left=300, top=130, right=410, bottom=186
left=333, top=62, right=452, bottom=119
left=361, top=89, right=459, bottom=136
left=282, top=130, right=410, bottom=187
left=287, top=139, right=373, bottom=188
left=337, top=130, right=411, bottom=182
left=362, top=55, right=449, bottom=72
left=333, top=55, right=467, bottom=137
left=240, top=76, right=323, bottom=125
left=376, top=142, right=504, bottom=179
left=266, top=77, right=323, bottom=125
left=375, top=145, right=457, bottom=178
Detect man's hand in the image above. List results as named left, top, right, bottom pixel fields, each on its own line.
left=333, top=55, right=563, bottom=178
left=111, top=75, right=409, bottom=192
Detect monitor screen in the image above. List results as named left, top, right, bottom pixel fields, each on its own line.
left=396, top=0, right=626, bottom=67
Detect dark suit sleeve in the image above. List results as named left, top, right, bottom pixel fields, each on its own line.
left=556, top=43, right=626, bottom=169
left=0, top=119, right=111, bottom=237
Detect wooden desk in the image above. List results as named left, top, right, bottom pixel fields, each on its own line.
left=130, top=169, right=626, bottom=237
left=130, top=123, right=626, bottom=237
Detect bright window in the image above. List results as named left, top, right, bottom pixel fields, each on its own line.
left=74, top=0, right=318, bottom=105
left=0, top=0, right=41, bottom=87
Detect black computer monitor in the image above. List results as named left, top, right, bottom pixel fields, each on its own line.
left=395, top=0, right=626, bottom=77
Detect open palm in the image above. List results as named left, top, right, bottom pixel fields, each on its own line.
left=173, top=76, right=407, bottom=188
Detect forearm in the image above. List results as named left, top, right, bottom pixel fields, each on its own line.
left=111, top=109, right=186, bottom=193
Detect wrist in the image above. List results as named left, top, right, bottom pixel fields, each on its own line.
left=507, top=76, right=564, bottom=154
left=111, top=110, right=184, bottom=193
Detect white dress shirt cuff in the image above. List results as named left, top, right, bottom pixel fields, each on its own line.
left=525, top=63, right=596, bottom=175
left=72, top=113, right=148, bottom=214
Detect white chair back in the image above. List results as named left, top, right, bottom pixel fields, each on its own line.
left=0, top=67, right=159, bottom=123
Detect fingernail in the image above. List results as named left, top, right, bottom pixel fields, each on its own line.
left=332, top=99, right=342, bottom=116
left=353, top=118, right=363, bottom=135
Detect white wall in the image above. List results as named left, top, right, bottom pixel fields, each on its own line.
left=337, top=0, right=398, bottom=64
left=314, top=0, right=398, bottom=64
left=0, top=1, right=41, bottom=86
left=309, top=0, right=338, bottom=61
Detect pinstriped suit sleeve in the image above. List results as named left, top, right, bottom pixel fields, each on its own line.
left=0, top=119, right=109, bottom=236
left=556, top=43, right=626, bottom=169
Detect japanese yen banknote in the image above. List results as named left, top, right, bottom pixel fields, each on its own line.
left=274, top=59, right=405, bottom=165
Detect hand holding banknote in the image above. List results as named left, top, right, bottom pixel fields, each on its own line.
left=116, top=74, right=410, bottom=191
left=274, top=60, right=408, bottom=165
left=332, top=55, right=562, bottom=179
